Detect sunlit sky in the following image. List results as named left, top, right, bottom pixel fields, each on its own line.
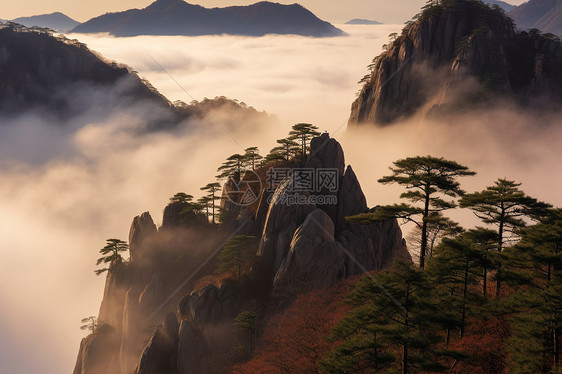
left=0, top=0, right=526, bottom=24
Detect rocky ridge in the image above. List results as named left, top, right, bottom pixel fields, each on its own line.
left=74, top=134, right=410, bottom=374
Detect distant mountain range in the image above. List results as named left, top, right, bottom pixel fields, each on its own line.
left=11, top=12, right=79, bottom=32
left=484, top=0, right=517, bottom=11
left=71, top=0, right=344, bottom=37
left=345, top=19, right=381, bottom=25
left=509, top=0, right=562, bottom=35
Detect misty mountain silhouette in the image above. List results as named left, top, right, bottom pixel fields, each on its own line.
left=484, top=0, right=516, bottom=12
left=0, top=23, right=269, bottom=130
left=345, top=19, right=381, bottom=25
left=11, top=12, right=80, bottom=32
left=71, top=0, right=344, bottom=37
left=509, top=0, right=562, bottom=35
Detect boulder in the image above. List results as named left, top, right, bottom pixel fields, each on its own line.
left=305, top=133, right=345, bottom=176
left=273, top=209, right=345, bottom=302
left=162, top=202, right=196, bottom=229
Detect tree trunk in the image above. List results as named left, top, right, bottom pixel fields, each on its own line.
left=213, top=189, right=215, bottom=224
left=554, top=325, right=560, bottom=368
left=461, top=258, right=469, bottom=338
left=483, top=256, right=488, bottom=296
left=403, top=284, right=410, bottom=374
left=420, top=184, right=431, bottom=269
left=496, top=207, right=505, bottom=298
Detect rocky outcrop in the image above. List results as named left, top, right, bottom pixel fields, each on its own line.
left=74, top=326, right=119, bottom=374
left=135, top=313, right=179, bottom=374
left=129, top=212, right=157, bottom=262
left=273, top=209, right=345, bottom=300
left=349, top=0, right=562, bottom=126
left=257, top=178, right=316, bottom=275
left=336, top=165, right=368, bottom=233
left=97, top=261, right=129, bottom=333
left=257, top=134, right=408, bottom=305
left=75, top=133, right=410, bottom=374
left=177, top=320, right=210, bottom=374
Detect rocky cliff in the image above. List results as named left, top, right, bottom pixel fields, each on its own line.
left=74, top=134, right=410, bottom=374
left=349, top=0, right=562, bottom=126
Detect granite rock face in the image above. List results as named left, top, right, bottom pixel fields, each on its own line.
left=273, top=209, right=345, bottom=300
left=257, top=178, right=317, bottom=275
left=349, top=0, right=562, bottom=126
left=73, top=326, right=119, bottom=374
left=135, top=313, right=179, bottom=374
left=177, top=320, right=210, bottom=374
left=129, top=212, right=157, bottom=262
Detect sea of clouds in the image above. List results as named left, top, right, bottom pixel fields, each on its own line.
left=0, top=24, right=561, bottom=373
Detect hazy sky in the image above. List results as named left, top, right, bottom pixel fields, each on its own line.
left=0, top=0, right=527, bottom=24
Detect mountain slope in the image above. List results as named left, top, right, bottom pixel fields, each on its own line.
left=71, top=0, right=344, bottom=37
left=485, top=0, right=517, bottom=11
left=0, top=23, right=270, bottom=133
left=12, top=12, right=80, bottom=31
left=0, top=23, right=175, bottom=123
left=509, top=0, right=562, bottom=35
left=349, top=0, right=562, bottom=126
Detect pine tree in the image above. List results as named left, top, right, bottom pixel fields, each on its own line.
left=321, top=262, right=461, bottom=373
left=460, top=178, right=551, bottom=296
left=243, top=147, right=263, bottom=170
left=428, top=229, right=491, bottom=339
left=287, top=123, right=320, bottom=157
left=80, top=316, right=98, bottom=333
left=169, top=192, right=194, bottom=204
left=269, top=138, right=300, bottom=161
left=200, top=182, right=222, bottom=223
left=217, top=154, right=246, bottom=180
left=95, top=239, right=128, bottom=276
left=407, top=212, right=463, bottom=262
left=216, top=235, right=257, bottom=279
left=347, top=156, right=475, bottom=268
left=501, top=209, right=562, bottom=371
left=235, top=310, right=258, bottom=356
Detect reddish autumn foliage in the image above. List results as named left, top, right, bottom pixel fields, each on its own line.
left=233, top=283, right=351, bottom=374
left=450, top=316, right=510, bottom=374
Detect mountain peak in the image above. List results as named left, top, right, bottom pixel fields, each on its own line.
left=349, top=0, right=562, bottom=126
left=72, top=1, right=344, bottom=37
